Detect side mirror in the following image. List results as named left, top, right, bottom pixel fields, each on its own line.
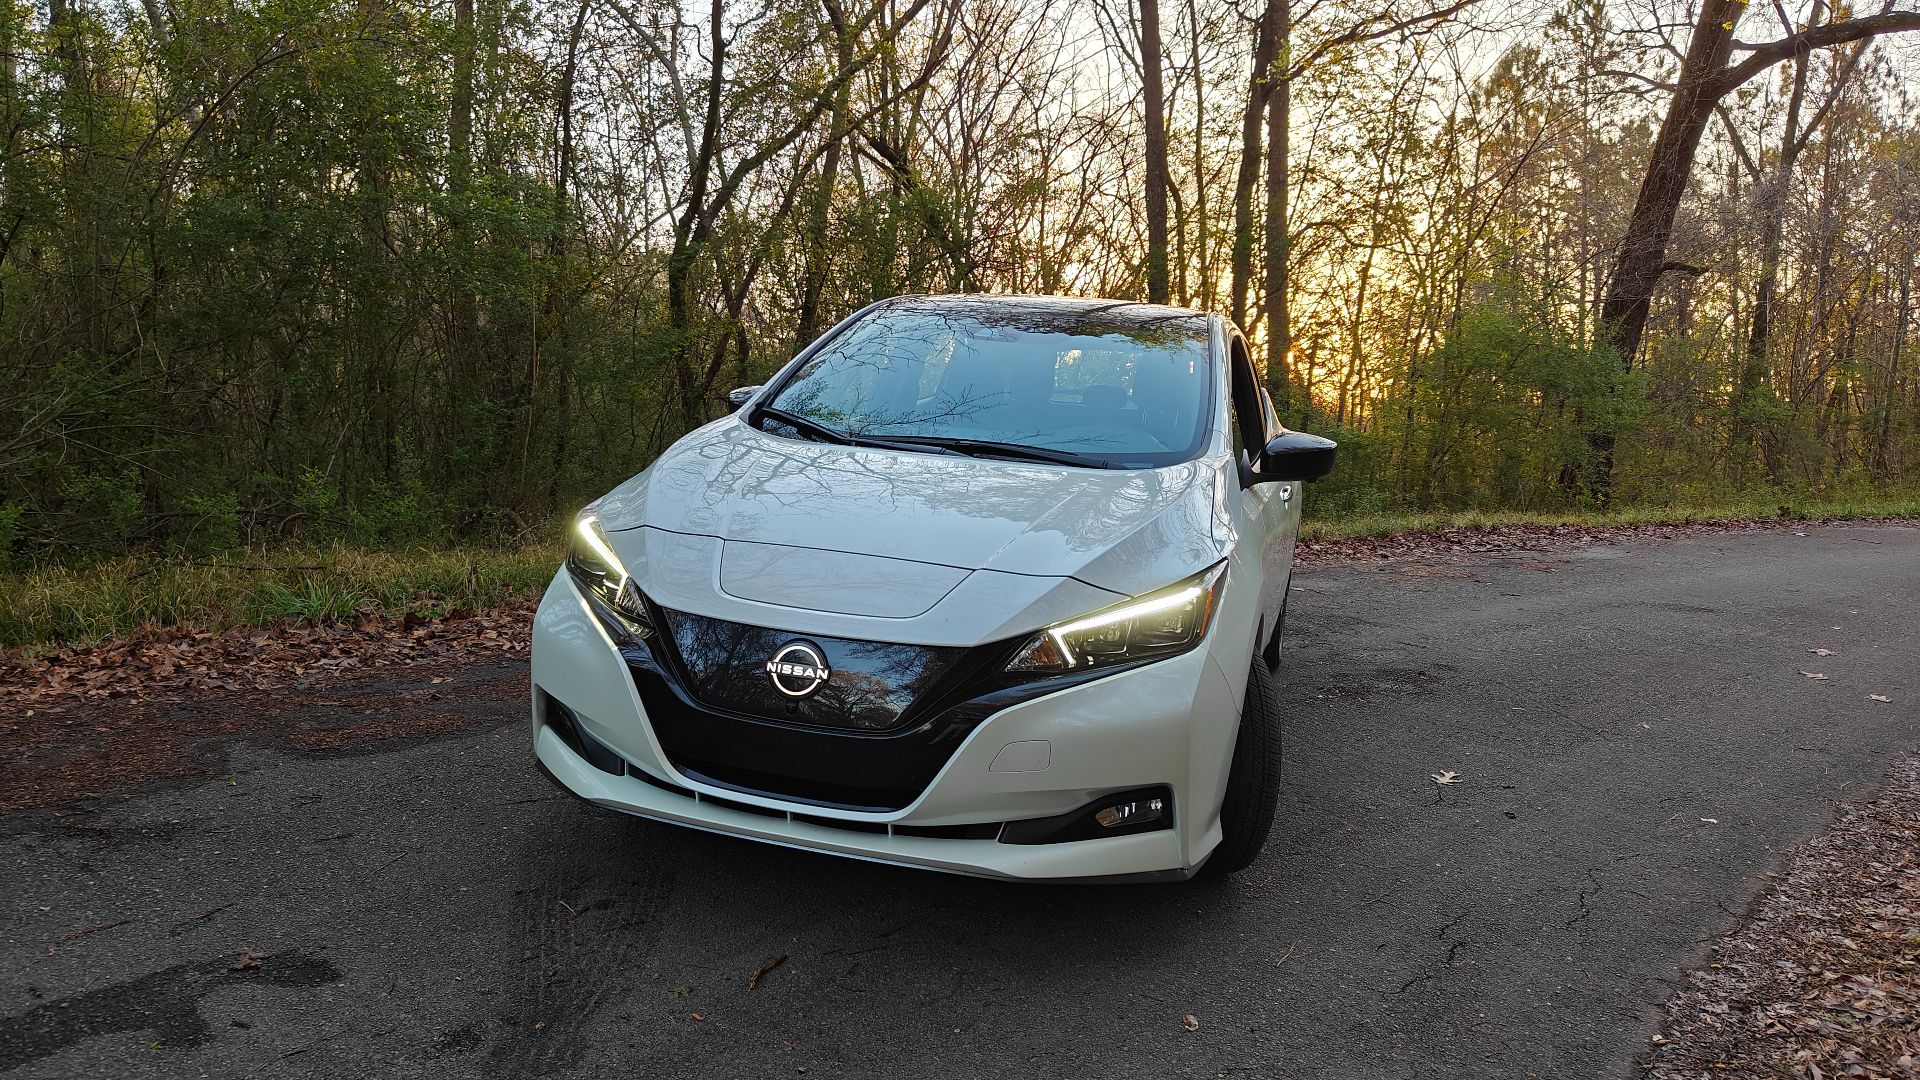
left=1256, top=431, right=1337, bottom=483
left=726, top=385, right=763, bottom=413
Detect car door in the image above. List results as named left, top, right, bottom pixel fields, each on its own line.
left=1226, top=336, right=1296, bottom=654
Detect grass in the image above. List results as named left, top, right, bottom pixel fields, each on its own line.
left=0, top=541, right=565, bottom=651
left=4, top=492, right=1917, bottom=650
left=1298, top=492, right=1920, bottom=541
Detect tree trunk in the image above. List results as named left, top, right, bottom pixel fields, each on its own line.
left=1140, top=0, right=1169, bottom=303
left=1880, top=250, right=1911, bottom=476
left=1599, top=6, right=1920, bottom=367
left=1188, top=0, right=1208, bottom=306
left=667, top=0, right=726, bottom=427
left=1261, top=0, right=1290, bottom=413
left=1728, top=94, right=1801, bottom=482
left=448, top=0, right=479, bottom=363
left=544, top=0, right=590, bottom=506
left=48, top=0, right=106, bottom=360
left=0, top=0, right=16, bottom=278
left=1596, top=0, right=1742, bottom=369
left=795, top=0, right=854, bottom=352
left=1588, top=3, right=1920, bottom=497
left=1229, top=2, right=1276, bottom=329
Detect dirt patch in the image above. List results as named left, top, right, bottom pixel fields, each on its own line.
left=0, top=950, right=342, bottom=1069
left=0, top=667, right=528, bottom=815
left=1, top=600, right=536, bottom=813
left=1, top=601, right=534, bottom=713
left=1648, top=755, right=1920, bottom=1078
left=286, top=712, right=478, bottom=751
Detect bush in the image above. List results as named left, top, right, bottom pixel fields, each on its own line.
left=60, top=470, right=144, bottom=552
left=0, top=503, right=22, bottom=573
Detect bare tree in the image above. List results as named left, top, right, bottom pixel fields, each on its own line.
left=1589, top=0, right=1920, bottom=493
left=1600, top=1, right=1920, bottom=366
left=1141, top=0, right=1171, bottom=303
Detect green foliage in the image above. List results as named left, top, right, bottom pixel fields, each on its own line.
left=259, top=577, right=368, bottom=624
left=0, top=542, right=563, bottom=649
left=181, top=491, right=242, bottom=557
left=0, top=0, right=1913, bottom=581
left=60, top=470, right=144, bottom=551
left=1345, top=299, right=1638, bottom=512
left=0, top=503, right=23, bottom=573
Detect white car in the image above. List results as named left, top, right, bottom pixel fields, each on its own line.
left=530, top=295, right=1335, bottom=881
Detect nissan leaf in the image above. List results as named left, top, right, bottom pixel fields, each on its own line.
left=530, top=294, right=1336, bottom=881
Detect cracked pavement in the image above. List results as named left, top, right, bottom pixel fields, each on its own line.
left=2, top=524, right=1917, bottom=1078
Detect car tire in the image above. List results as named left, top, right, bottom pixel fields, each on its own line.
left=1198, top=652, right=1283, bottom=878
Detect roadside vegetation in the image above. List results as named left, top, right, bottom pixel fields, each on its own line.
left=6, top=494, right=1917, bottom=651
left=6, top=0, right=1920, bottom=590
left=1294, top=491, right=1920, bottom=540
left=0, top=542, right=561, bottom=651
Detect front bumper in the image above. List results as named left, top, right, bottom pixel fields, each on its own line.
left=530, top=570, right=1246, bottom=881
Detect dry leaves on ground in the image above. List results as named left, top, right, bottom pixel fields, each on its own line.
left=1292, top=518, right=1812, bottom=566
left=1, top=601, right=536, bottom=714
left=2, top=520, right=1903, bottom=716
left=1648, top=756, right=1920, bottom=1078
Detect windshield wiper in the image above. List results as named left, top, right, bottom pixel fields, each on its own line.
left=754, top=405, right=856, bottom=445
left=754, top=406, right=966, bottom=457
left=874, top=436, right=1116, bottom=470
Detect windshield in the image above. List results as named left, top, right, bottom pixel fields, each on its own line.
left=758, top=301, right=1215, bottom=468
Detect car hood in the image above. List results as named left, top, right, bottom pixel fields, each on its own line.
left=592, top=421, right=1230, bottom=599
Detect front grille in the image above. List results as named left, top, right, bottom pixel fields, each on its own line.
left=653, top=606, right=967, bottom=732
left=596, top=598, right=1115, bottom=813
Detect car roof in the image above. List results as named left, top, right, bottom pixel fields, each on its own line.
left=872, top=293, right=1214, bottom=340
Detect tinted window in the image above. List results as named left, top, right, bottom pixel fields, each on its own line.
left=763, top=303, right=1214, bottom=468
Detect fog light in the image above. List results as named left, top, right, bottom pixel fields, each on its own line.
left=1095, top=797, right=1165, bottom=829
left=998, top=786, right=1173, bottom=845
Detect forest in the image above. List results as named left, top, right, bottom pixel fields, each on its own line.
left=3, top=0, right=1919, bottom=566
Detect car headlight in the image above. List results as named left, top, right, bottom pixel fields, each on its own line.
left=567, top=513, right=653, bottom=635
left=1006, top=563, right=1227, bottom=674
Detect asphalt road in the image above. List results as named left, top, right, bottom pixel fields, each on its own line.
left=4, top=525, right=1918, bottom=1079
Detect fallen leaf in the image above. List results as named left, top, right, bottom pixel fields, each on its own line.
left=1868, top=694, right=1891, bottom=703
left=1182, top=1014, right=1200, bottom=1032
left=1431, top=771, right=1463, bottom=785
left=231, top=948, right=267, bottom=970
left=690, top=1013, right=706, bottom=1022
left=747, top=953, right=787, bottom=991
left=1798, top=671, right=1829, bottom=681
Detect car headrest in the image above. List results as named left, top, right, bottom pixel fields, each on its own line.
left=1082, top=384, right=1127, bottom=411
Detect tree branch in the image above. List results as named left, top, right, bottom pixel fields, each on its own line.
left=1284, top=0, right=1484, bottom=80
left=1719, top=11, right=1920, bottom=91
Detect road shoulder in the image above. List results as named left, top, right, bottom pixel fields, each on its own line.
left=1649, top=755, right=1920, bottom=1076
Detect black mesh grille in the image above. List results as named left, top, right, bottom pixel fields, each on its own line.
left=654, top=606, right=966, bottom=732
left=602, top=601, right=1104, bottom=812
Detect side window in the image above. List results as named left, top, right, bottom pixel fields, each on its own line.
left=1228, top=338, right=1266, bottom=460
